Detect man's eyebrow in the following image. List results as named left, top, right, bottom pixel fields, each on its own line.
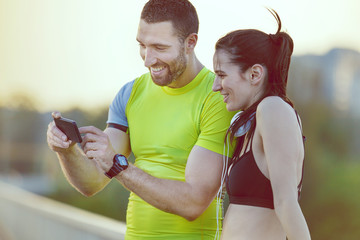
left=136, top=39, right=171, bottom=48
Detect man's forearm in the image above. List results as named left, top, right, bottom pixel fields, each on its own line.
left=57, top=144, right=109, bottom=197
left=115, top=164, right=215, bottom=221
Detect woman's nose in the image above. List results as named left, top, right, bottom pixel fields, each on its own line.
left=212, top=77, right=222, bottom=92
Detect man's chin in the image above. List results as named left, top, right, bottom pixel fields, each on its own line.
left=150, top=75, right=172, bottom=87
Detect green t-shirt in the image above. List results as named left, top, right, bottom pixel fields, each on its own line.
left=108, top=68, right=234, bottom=239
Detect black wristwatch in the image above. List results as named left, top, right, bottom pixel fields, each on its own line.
left=105, top=154, right=129, bottom=179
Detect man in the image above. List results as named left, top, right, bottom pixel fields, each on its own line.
left=47, top=0, right=234, bottom=239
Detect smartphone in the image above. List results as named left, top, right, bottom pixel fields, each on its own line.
left=54, top=117, right=82, bottom=143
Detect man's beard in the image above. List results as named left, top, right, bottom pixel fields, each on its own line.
left=150, top=47, right=187, bottom=87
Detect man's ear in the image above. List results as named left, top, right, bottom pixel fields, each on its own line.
left=185, top=33, right=198, bottom=54
left=250, top=64, right=265, bottom=85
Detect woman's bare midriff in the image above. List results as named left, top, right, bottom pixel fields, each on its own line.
left=221, top=204, right=286, bottom=240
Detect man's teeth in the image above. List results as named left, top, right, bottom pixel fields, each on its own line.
left=152, top=66, right=165, bottom=72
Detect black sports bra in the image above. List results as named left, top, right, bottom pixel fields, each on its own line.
left=226, top=112, right=305, bottom=209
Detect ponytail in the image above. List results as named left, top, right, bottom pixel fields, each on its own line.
left=266, top=9, right=294, bottom=107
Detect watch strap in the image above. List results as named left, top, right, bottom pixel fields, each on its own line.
left=105, top=154, right=128, bottom=179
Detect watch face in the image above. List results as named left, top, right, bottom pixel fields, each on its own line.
left=116, top=155, right=128, bottom=166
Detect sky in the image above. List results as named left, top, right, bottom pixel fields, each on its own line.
left=1, top=0, right=359, bottom=112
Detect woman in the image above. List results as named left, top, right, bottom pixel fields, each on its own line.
left=212, top=10, right=311, bottom=240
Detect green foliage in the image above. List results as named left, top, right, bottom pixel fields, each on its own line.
left=298, top=102, right=360, bottom=240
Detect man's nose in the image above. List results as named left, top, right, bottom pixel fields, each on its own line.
left=212, top=77, right=222, bottom=92
left=144, top=48, right=157, bottom=68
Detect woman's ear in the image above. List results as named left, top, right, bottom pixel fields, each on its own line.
left=185, top=33, right=198, bottom=54
left=250, top=64, right=265, bottom=85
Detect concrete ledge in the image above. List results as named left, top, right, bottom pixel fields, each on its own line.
left=0, top=181, right=126, bottom=240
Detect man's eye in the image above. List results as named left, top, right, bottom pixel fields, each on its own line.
left=156, top=46, right=166, bottom=51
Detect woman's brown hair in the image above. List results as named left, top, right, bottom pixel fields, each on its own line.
left=216, top=9, right=294, bottom=163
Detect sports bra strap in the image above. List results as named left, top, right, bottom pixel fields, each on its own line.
left=295, top=110, right=306, bottom=143
left=294, top=110, right=305, bottom=200
left=243, top=130, right=255, bottom=155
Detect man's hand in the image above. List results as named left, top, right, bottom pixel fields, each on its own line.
left=80, top=126, right=116, bottom=174
left=47, top=111, right=75, bottom=152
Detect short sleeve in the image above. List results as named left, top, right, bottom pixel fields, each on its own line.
left=195, top=92, right=235, bottom=156
left=107, top=80, right=135, bottom=127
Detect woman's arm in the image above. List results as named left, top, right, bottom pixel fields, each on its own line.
left=257, top=97, right=311, bottom=240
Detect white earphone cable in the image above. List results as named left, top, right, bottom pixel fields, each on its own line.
left=214, top=134, right=230, bottom=240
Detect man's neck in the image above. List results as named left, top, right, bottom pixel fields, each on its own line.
left=168, top=56, right=204, bottom=88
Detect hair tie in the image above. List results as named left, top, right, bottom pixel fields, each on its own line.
left=269, top=33, right=277, bottom=42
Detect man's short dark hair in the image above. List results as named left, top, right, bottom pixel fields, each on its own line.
left=141, top=0, right=199, bottom=41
